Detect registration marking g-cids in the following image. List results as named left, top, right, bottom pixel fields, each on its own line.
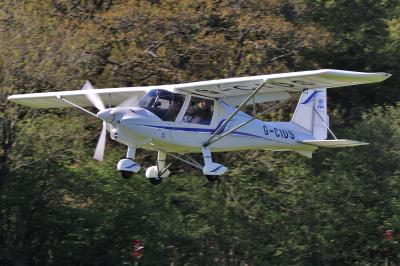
left=263, top=125, right=295, bottom=140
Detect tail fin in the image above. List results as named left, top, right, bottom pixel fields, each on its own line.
left=291, top=89, right=328, bottom=140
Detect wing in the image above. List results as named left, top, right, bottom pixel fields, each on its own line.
left=8, top=87, right=150, bottom=108
left=173, top=69, right=391, bottom=105
left=8, top=69, right=390, bottom=108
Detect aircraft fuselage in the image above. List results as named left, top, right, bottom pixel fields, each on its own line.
left=110, top=102, right=317, bottom=155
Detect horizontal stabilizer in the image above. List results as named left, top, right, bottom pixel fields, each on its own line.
left=300, top=139, right=369, bottom=148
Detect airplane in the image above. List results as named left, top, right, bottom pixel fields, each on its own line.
left=8, top=69, right=391, bottom=185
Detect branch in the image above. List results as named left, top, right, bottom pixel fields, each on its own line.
left=141, top=30, right=176, bottom=58
left=13, top=151, right=74, bottom=170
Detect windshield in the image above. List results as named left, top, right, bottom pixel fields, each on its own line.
left=137, top=89, right=185, bottom=121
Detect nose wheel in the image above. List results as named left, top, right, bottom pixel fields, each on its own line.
left=145, top=165, right=170, bottom=185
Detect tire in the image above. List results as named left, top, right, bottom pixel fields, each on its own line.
left=148, top=177, right=162, bottom=185
left=205, top=175, right=219, bottom=182
left=120, top=170, right=133, bottom=179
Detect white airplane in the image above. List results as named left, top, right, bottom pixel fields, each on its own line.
left=8, top=69, right=391, bottom=184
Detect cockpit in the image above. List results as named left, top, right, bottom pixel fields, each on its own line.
left=138, top=89, right=185, bottom=122
left=138, top=89, right=215, bottom=125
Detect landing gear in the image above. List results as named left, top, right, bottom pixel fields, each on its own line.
left=145, top=151, right=171, bottom=185
left=115, top=145, right=228, bottom=185
left=145, top=166, right=169, bottom=185
left=117, top=147, right=141, bottom=179
left=202, top=146, right=227, bottom=181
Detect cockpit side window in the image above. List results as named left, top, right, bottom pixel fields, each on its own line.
left=182, top=97, right=214, bottom=125
left=138, top=89, right=185, bottom=121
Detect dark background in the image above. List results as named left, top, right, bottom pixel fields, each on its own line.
left=1, top=0, right=400, bottom=265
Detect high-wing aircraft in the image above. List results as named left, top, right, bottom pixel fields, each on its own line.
left=8, top=69, right=391, bottom=184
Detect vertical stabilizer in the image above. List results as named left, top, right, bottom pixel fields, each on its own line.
left=291, top=89, right=328, bottom=140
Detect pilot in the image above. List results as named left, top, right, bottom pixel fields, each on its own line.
left=163, top=97, right=183, bottom=121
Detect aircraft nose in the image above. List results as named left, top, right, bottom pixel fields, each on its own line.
left=97, top=109, right=114, bottom=122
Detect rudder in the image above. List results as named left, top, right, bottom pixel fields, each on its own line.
left=291, top=89, right=328, bottom=140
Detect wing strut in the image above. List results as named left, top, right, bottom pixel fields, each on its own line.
left=204, top=80, right=267, bottom=146
left=162, top=152, right=203, bottom=170
left=208, top=92, right=299, bottom=145
left=56, top=95, right=98, bottom=118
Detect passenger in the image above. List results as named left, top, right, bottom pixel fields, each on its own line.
left=182, top=98, right=213, bottom=124
left=192, top=99, right=211, bottom=124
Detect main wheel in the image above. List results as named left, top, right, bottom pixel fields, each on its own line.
left=148, top=177, right=163, bottom=185
left=205, top=175, right=219, bottom=182
left=120, top=170, right=133, bottom=179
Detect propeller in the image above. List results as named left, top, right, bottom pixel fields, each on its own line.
left=82, top=80, right=107, bottom=161
left=110, top=95, right=140, bottom=115
left=81, top=81, right=140, bottom=161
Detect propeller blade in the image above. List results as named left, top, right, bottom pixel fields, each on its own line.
left=109, top=95, right=140, bottom=115
left=93, top=121, right=107, bottom=161
left=106, top=122, right=113, bottom=132
left=82, top=80, right=105, bottom=111
left=117, top=95, right=139, bottom=108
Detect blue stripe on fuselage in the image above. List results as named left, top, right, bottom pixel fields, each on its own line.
left=138, top=123, right=266, bottom=140
left=211, top=119, right=227, bottom=134
left=139, top=124, right=213, bottom=133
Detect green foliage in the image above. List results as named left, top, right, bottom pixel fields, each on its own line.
left=302, top=0, right=400, bottom=117
left=1, top=0, right=400, bottom=265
